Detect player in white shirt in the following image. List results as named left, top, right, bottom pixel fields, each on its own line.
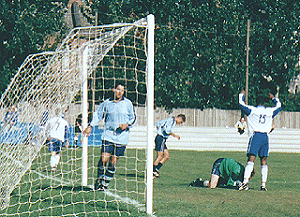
left=238, top=90, right=281, bottom=191
left=45, top=111, right=70, bottom=172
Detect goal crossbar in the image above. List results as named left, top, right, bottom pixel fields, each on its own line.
left=0, top=17, right=151, bottom=212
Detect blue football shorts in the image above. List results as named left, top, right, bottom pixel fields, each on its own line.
left=211, top=158, right=224, bottom=176
left=247, top=132, right=269, bottom=158
left=48, top=138, right=63, bottom=153
left=102, top=140, right=126, bottom=157
left=154, top=135, right=167, bottom=152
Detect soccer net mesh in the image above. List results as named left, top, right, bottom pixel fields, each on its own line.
left=0, top=16, right=152, bottom=216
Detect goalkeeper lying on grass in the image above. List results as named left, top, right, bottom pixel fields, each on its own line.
left=189, top=158, right=255, bottom=189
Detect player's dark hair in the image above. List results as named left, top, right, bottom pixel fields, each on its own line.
left=177, top=114, right=186, bottom=122
left=115, top=82, right=126, bottom=89
left=256, top=94, right=268, bottom=105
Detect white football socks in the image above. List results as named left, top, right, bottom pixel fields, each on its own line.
left=261, top=164, right=268, bottom=186
left=50, top=155, right=56, bottom=168
left=55, top=154, right=60, bottom=166
left=243, top=161, right=254, bottom=183
left=50, top=154, right=60, bottom=168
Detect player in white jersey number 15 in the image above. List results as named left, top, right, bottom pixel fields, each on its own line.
left=238, top=89, right=281, bottom=191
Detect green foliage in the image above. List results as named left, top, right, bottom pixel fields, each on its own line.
left=246, top=1, right=300, bottom=102
left=0, top=0, right=67, bottom=93
left=1, top=0, right=300, bottom=111
left=86, top=0, right=300, bottom=111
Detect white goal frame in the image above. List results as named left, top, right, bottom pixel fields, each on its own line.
left=79, top=15, right=155, bottom=214
left=0, top=14, right=155, bottom=216
left=146, top=14, right=155, bottom=215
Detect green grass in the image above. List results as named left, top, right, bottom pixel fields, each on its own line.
left=153, top=151, right=300, bottom=217
left=0, top=148, right=299, bottom=216
left=1, top=147, right=147, bottom=217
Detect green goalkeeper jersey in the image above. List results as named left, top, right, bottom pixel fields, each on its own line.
left=218, top=158, right=245, bottom=187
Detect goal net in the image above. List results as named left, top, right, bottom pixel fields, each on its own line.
left=0, top=15, right=154, bottom=216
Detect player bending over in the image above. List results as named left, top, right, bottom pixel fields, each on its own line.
left=189, top=158, right=255, bottom=189
left=153, top=114, right=186, bottom=178
left=238, top=90, right=281, bottom=191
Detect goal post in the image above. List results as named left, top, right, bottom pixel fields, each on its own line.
left=81, top=45, right=89, bottom=187
left=146, top=14, right=155, bottom=215
left=0, top=15, right=155, bottom=216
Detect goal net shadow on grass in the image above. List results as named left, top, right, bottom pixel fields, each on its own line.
left=0, top=16, right=152, bottom=216
left=4, top=147, right=146, bottom=216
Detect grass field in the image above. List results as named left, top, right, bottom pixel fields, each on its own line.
left=1, top=148, right=299, bottom=216
left=152, top=150, right=300, bottom=217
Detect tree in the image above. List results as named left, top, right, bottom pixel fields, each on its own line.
left=245, top=0, right=300, bottom=110
left=2, top=0, right=300, bottom=111
left=0, top=0, right=67, bottom=94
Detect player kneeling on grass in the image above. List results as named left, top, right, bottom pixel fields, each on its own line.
left=153, top=114, right=186, bottom=178
left=189, top=158, right=255, bottom=189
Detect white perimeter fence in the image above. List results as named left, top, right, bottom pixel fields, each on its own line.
left=130, top=107, right=300, bottom=153
left=136, top=107, right=300, bottom=129
left=129, top=126, right=300, bottom=153
left=1, top=106, right=299, bottom=152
